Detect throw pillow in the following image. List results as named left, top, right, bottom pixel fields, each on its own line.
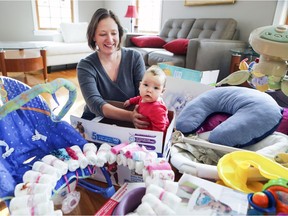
left=130, top=36, right=166, bottom=48
left=163, top=39, right=189, bottom=55
left=60, top=22, right=88, bottom=43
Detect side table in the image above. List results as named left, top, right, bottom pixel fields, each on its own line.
left=229, top=47, right=259, bottom=73
left=0, top=42, right=48, bottom=82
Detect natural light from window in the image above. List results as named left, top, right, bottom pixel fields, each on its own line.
left=136, top=0, right=162, bottom=34
left=31, top=0, right=78, bottom=35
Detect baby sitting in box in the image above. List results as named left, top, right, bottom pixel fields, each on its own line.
left=124, top=65, right=169, bottom=132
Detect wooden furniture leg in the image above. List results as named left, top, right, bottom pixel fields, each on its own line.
left=229, top=54, right=241, bottom=74
left=0, top=51, right=7, bottom=76
left=40, top=49, right=48, bottom=82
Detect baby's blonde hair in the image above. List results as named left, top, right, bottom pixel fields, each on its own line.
left=146, top=65, right=167, bottom=87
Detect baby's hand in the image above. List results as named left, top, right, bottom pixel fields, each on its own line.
left=123, top=100, right=130, bottom=107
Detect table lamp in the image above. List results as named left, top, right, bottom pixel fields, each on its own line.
left=125, top=5, right=138, bottom=32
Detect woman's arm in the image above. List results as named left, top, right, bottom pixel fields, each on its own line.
left=102, top=103, right=149, bottom=128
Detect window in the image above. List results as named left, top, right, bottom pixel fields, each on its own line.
left=31, top=0, right=78, bottom=35
left=273, top=0, right=287, bottom=25
left=136, top=0, right=162, bottom=34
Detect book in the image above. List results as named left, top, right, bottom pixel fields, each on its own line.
left=175, top=173, right=249, bottom=215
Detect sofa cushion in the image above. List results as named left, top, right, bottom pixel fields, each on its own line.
left=147, top=50, right=186, bottom=67
left=187, top=19, right=237, bottom=40
left=163, top=39, right=189, bottom=55
left=60, top=22, right=88, bottom=43
left=45, top=41, right=92, bottom=56
left=130, top=36, right=166, bottom=48
left=159, top=19, right=196, bottom=41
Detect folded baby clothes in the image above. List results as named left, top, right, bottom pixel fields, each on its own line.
left=149, top=170, right=175, bottom=181
left=83, top=143, right=98, bottom=165
left=119, top=142, right=139, bottom=155
left=124, top=145, right=143, bottom=159
left=70, top=145, right=89, bottom=169
left=146, top=160, right=171, bottom=175
left=32, top=161, right=62, bottom=180
left=162, top=180, right=179, bottom=194
left=52, top=148, right=79, bottom=172
left=14, top=182, right=52, bottom=197
left=127, top=158, right=136, bottom=170
left=116, top=153, right=128, bottom=166
left=10, top=201, right=55, bottom=216
left=141, top=193, right=176, bottom=215
left=135, top=202, right=157, bottom=215
left=111, top=142, right=129, bottom=154
left=132, top=151, right=147, bottom=161
left=134, top=161, right=144, bottom=175
left=146, top=184, right=181, bottom=206
left=22, top=170, right=57, bottom=188
left=95, top=143, right=111, bottom=167
left=41, top=154, right=68, bottom=175
left=9, top=193, right=50, bottom=211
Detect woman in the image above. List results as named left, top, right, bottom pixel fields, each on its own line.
left=77, top=8, right=148, bottom=129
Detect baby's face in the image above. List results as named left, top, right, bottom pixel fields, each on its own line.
left=209, top=201, right=227, bottom=213
left=139, top=72, right=165, bottom=103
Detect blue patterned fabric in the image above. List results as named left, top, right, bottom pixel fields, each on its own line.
left=0, top=77, right=87, bottom=200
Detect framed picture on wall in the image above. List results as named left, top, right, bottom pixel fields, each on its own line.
left=185, top=0, right=235, bottom=6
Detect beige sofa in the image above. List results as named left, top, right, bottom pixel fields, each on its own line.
left=45, top=22, right=93, bottom=72
left=124, top=18, right=248, bottom=81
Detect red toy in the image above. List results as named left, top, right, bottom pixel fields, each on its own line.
left=248, top=178, right=288, bottom=215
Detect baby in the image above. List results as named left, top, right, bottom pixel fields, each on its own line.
left=124, top=65, right=169, bottom=132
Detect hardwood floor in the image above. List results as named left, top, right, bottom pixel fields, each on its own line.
left=0, top=68, right=115, bottom=216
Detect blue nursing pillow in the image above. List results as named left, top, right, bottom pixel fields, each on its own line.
left=176, top=86, right=283, bottom=147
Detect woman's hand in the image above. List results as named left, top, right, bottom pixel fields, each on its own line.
left=132, top=105, right=150, bottom=129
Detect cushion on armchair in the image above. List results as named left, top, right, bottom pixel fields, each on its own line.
left=176, top=86, right=283, bottom=147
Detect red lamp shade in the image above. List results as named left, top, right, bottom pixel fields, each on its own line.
left=125, top=5, right=138, bottom=18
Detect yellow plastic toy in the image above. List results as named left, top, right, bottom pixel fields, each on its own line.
left=217, top=151, right=288, bottom=193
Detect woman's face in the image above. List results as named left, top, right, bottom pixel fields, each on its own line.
left=94, top=17, right=119, bottom=54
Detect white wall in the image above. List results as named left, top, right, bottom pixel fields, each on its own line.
left=107, top=0, right=278, bottom=41
left=0, top=0, right=279, bottom=42
left=160, top=0, right=277, bottom=41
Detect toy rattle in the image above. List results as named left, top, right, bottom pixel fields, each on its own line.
left=247, top=178, right=288, bottom=215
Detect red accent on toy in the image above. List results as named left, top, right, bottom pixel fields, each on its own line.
left=252, top=192, right=269, bottom=208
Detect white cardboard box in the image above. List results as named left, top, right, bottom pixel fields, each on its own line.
left=69, top=76, right=215, bottom=186
left=158, top=63, right=219, bottom=85
left=70, top=102, right=175, bottom=158
left=70, top=102, right=175, bottom=186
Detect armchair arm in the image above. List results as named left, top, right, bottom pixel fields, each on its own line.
left=186, top=39, right=248, bottom=81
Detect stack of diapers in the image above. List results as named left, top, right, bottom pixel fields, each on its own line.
left=126, top=183, right=182, bottom=216
left=8, top=141, right=175, bottom=215
left=110, top=142, right=175, bottom=187
left=8, top=142, right=115, bottom=216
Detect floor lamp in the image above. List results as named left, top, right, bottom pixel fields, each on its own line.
left=125, top=5, right=138, bottom=32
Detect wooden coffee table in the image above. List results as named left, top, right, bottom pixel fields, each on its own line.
left=0, top=42, right=48, bottom=82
